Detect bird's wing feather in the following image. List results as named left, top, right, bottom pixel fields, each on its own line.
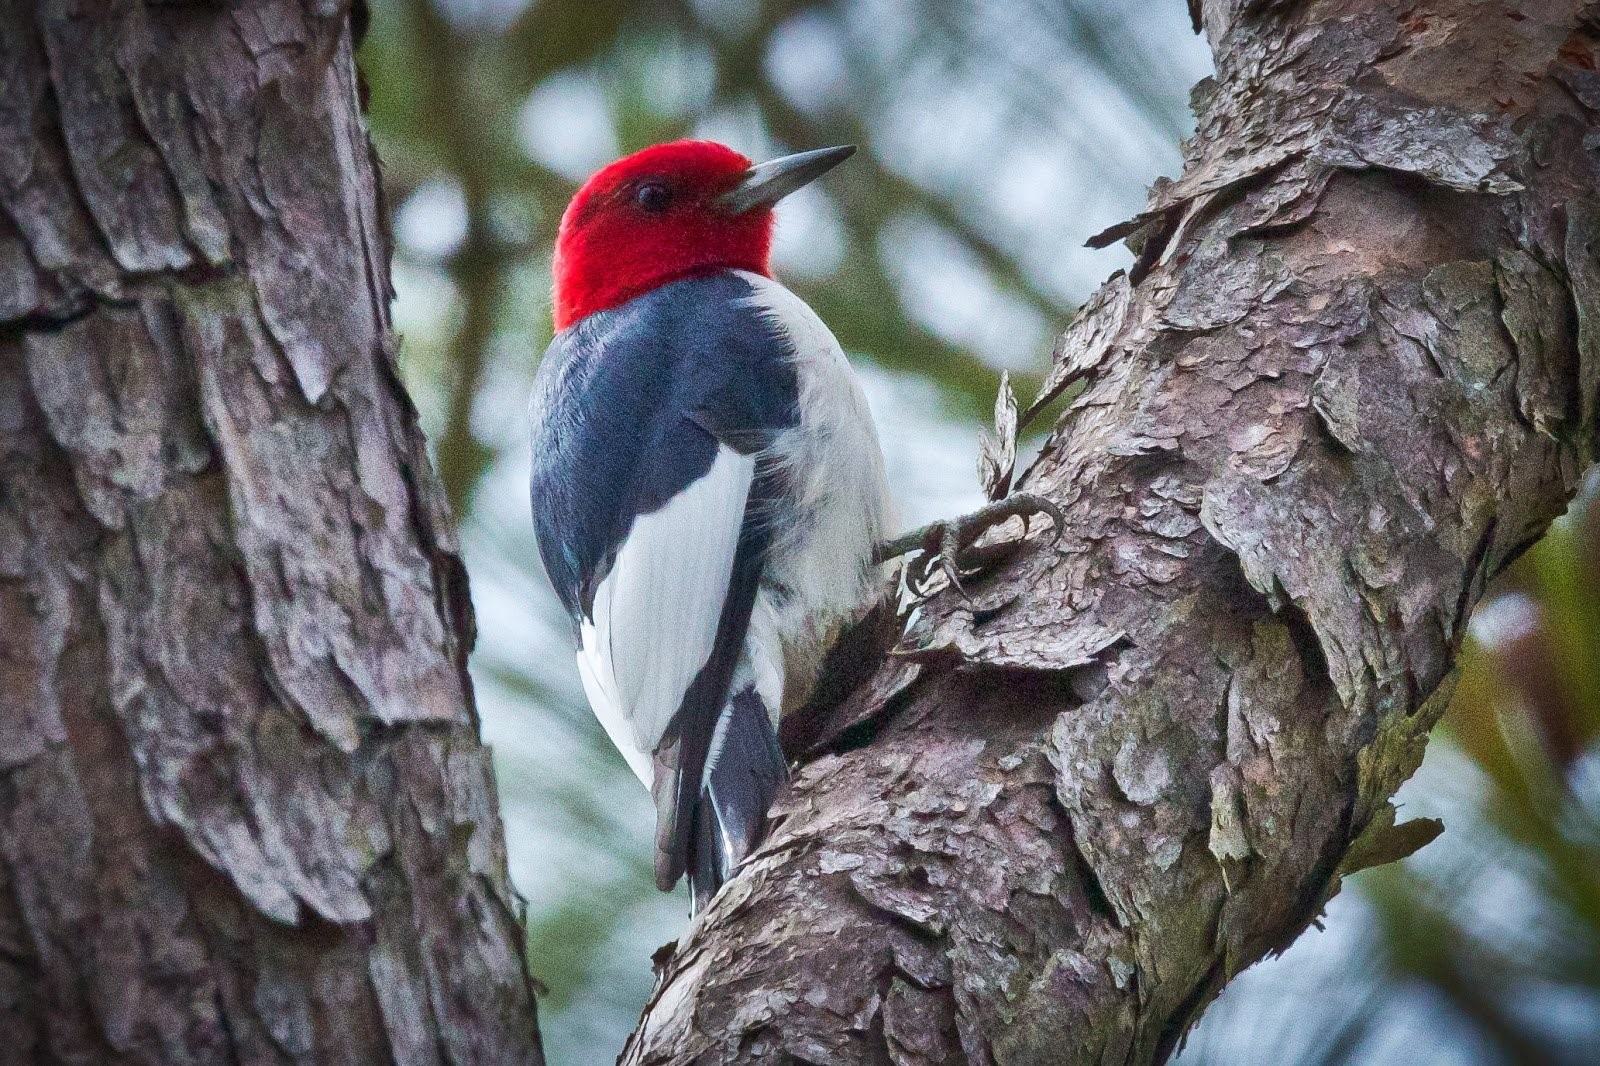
left=576, top=440, right=755, bottom=783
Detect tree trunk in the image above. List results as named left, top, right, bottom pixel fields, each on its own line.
left=625, top=2, right=1600, bottom=1063
left=0, top=2, right=542, bottom=1062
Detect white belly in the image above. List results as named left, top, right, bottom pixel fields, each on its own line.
left=734, top=271, right=895, bottom=715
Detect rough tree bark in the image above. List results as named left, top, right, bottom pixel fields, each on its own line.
left=0, top=3, right=541, bottom=1062
left=626, top=2, right=1600, bottom=1063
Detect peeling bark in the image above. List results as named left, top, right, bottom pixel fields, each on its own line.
left=626, top=3, right=1600, bottom=1063
left=0, top=3, right=541, bottom=1062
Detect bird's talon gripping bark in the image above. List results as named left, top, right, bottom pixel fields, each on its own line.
left=881, top=492, right=1064, bottom=598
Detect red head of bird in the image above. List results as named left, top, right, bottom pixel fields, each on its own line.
left=552, top=140, right=855, bottom=331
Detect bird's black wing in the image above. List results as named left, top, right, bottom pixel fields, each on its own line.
left=528, top=271, right=798, bottom=893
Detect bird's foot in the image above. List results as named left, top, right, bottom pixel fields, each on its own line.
left=875, top=493, right=1064, bottom=598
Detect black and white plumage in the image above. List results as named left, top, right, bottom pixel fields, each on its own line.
left=529, top=269, right=892, bottom=909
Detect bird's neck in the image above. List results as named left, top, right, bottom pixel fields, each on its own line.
left=553, top=217, right=775, bottom=330
left=554, top=257, right=767, bottom=331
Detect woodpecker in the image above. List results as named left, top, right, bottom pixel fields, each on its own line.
left=529, top=141, right=892, bottom=911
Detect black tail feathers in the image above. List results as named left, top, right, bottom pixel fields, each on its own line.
left=686, top=686, right=787, bottom=913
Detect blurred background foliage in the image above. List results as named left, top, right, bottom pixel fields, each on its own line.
left=357, top=1, right=1600, bottom=1061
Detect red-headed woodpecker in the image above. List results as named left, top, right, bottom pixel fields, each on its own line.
left=529, top=141, right=892, bottom=911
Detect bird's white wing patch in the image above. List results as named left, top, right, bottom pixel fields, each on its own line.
left=577, top=444, right=755, bottom=788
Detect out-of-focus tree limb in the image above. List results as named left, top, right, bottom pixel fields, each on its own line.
left=623, top=3, right=1600, bottom=1062
left=403, top=0, right=508, bottom=512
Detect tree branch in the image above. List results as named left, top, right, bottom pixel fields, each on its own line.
left=623, top=2, right=1600, bottom=1062
left=0, top=4, right=542, bottom=1059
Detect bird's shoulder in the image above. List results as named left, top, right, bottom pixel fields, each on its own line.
left=533, top=271, right=804, bottom=428
left=528, top=270, right=807, bottom=618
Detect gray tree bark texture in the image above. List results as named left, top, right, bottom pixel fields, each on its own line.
left=0, top=2, right=542, bottom=1062
left=625, top=2, right=1600, bottom=1063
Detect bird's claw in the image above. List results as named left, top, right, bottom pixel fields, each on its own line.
left=878, top=493, right=1064, bottom=599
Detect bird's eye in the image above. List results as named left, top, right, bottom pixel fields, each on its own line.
left=635, top=182, right=672, bottom=213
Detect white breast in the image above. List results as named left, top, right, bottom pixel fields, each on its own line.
left=734, top=271, right=895, bottom=711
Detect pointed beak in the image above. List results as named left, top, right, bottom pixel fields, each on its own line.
left=716, top=145, right=856, bottom=214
